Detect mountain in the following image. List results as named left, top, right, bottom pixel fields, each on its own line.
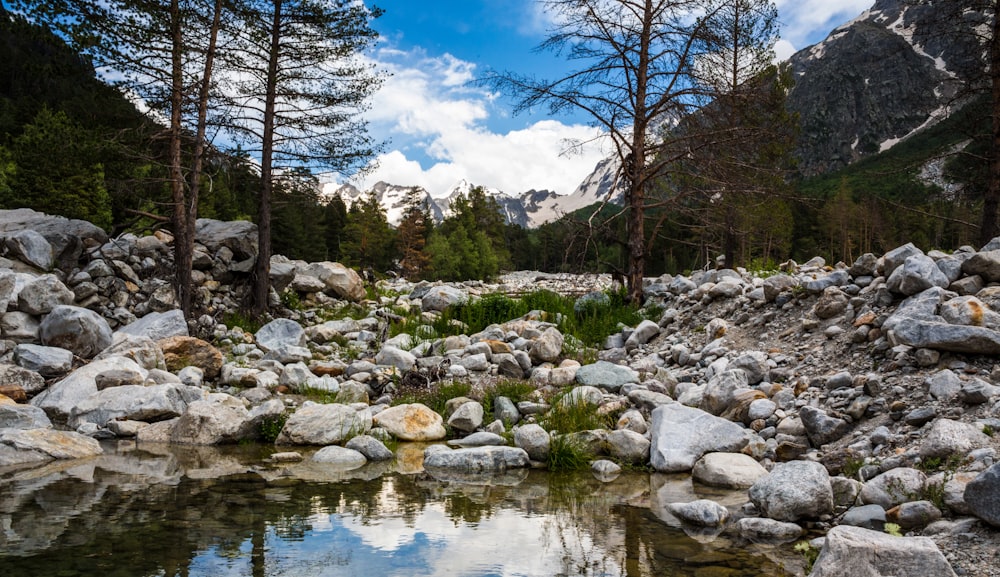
left=785, top=0, right=987, bottom=175
left=326, top=182, right=444, bottom=226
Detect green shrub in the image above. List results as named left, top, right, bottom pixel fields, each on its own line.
left=393, top=380, right=472, bottom=415
left=541, top=394, right=611, bottom=435
left=547, top=434, right=589, bottom=471
left=259, top=414, right=287, bottom=443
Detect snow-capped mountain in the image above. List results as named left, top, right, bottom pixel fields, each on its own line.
left=324, top=182, right=444, bottom=226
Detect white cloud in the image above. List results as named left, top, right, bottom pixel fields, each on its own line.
left=351, top=46, right=607, bottom=198
left=776, top=0, right=875, bottom=48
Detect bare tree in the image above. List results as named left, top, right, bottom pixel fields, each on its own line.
left=488, top=0, right=781, bottom=302
left=14, top=0, right=228, bottom=317
left=224, top=0, right=384, bottom=316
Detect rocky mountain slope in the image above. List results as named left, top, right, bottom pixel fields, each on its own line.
left=5, top=208, right=1000, bottom=574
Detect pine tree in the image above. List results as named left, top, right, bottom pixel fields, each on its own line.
left=396, top=187, right=431, bottom=280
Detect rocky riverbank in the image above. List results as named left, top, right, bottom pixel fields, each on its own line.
left=2, top=208, right=1000, bottom=575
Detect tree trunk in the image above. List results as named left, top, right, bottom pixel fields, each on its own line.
left=252, top=0, right=282, bottom=317
left=168, top=0, right=192, bottom=317
left=982, top=6, right=1000, bottom=246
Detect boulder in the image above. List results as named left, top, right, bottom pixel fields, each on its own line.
left=255, top=318, right=306, bottom=352
left=372, top=403, right=446, bottom=441
left=422, top=446, right=530, bottom=472
left=375, top=346, right=417, bottom=372
left=39, top=305, right=113, bottom=359
left=701, top=369, right=749, bottom=415
left=667, top=499, right=730, bottom=527
left=809, top=525, right=957, bottom=577
left=605, top=429, right=650, bottom=465
left=0, top=403, right=52, bottom=430
left=735, top=518, right=803, bottom=543
left=312, top=445, right=367, bottom=469
left=884, top=287, right=1000, bottom=354
left=168, top=393, right=255, bottom=445
left=4, top=229, right=53, bottom=270
left=940, top=295, right=1000, bottom=329
left=748, top=460, right=834, bottom=521
left=963, top=463, right=1000, bottom=527
left=692, top=452, right=768, bottom=489
left=962, top=249, right=1000, bottom=283
left=420, top=285, right=467, bottom=312
left=345, top=434, right=394, bottom=461
left=799, top=406, right=852, bottom=447
left=276, top=402, right=371, bottom=445
left=0, top=208, right=107, bottom=267
left=158, top=336, right=224, bottom=380
left=624, top=319, right=660, bottom=349
left=18, top=275, right=74, bottom=315
left=649, top=403, right=752, bottom=473
left=514, top=423, right=550, bottom=462
left=13, top=343, right=73, bottom=377
left=0, top=428, right=102, bottom=461
left=529, top=327, right=564, bottom=363
left=31, top=356, right=146, bottom=423
left=194, top=218, right=257, bottom=260
left=861, top=468, right=927, bottom=509
left=447, top=401, right=484, bottom=433
left=919, top=418, right=991, bottom=460
left=574, top=360, right=639, bottom=392
left=69, top=382, right=202, bottom=428
left=118, top=310, right=189, bottom=341
left=302, top=262, right=365, bottom=302
left=887, top=254, right=950, bottom=295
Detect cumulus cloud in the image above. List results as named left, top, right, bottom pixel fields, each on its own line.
left=775, top=0, right=875, bottom=56
left=350, top=46, right=606, bottom=198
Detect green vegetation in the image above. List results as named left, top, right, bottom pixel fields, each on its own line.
left=221, top=311, right=262, bottom=335
left=258, top=414, right=287, bottom=443
left=884, top=523, right=903, bottom=537
left=547, top=434, right=590, bottom=471
left=392, top=381, right=472, bottom=415
left=541, top=395, right=612, bottom=435
left=481, top=379, right=537, bottom=419
left=793, top=541, right=819, bottom=573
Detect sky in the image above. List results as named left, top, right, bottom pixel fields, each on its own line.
left=344, top=0, right=877, bottom=198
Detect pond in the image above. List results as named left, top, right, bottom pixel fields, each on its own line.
left=0, top=442, right=803, bottom=577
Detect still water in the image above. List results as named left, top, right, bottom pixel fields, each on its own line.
left=0, top=442, right=801, bottom=577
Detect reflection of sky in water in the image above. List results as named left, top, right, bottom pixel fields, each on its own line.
left=186, top=483, right=620, bottom=577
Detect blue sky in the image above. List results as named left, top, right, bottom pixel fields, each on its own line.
left=347, top=0, right=876, bottom=198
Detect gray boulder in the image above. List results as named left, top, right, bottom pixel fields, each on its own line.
left=0, top=428, right=103, bottom=462
left=0, top=208, right=107, bottom=267
left=887, top=254, right=950, bottom=295
left=667, top=499, right=730, bottom=527
left=375, top=346, right=417, bottom=372
left=800, top=406, right=852, bottom=447
left=735, top=518, right=804, bottom=543
left=420, top=285, right=467, bottom=312
left=748, top=460, right=834, bottom=521
left=18, top=275, right=74, bottom=315
left=692, top=452, right=768, bottom=489
left=39, top=305, right=113, bottom=359
left=605, top=429, right=650, bottom=464
left=884, top=287, right=1000, bottom=354
left=529, top=327, right=564, bottom=363
left=447, top=401, right=484, bottom=433
left=883, top=242, right=923, bottom=277
left=302, top=262, right=366, bottom=302
left=345, top=434, right=394, bottom=461
left=514, top=423, right=550, bottom=462
left=624, top=319, right=660, bottom=349
left=0, top=403, right=52, bottom=430
left=809, top=525, right=956, bottom=577
left=964, top=463, right=1000, bottom=527
left=255, top=318, right=306, bottom=352
left=195, top=218, right=257, bottom=260
left=31, top=356, right=146, bottom=423
left=168, top=393, right=255, bottom=444
left=423, top=446, right=530, bottom=472
left=649, top=403, right=752, bottom=473
left=701, top=369, right=749, bottom=415
left=69, top=382, right=202, bottom=428
left=861, top=468, right=927, bottom=509
left=312, top=445, right=367, bottom=468
left=117, top=310, right=189, bottom=341
left=962, top=249, right=1000, bottom=283
left=919, top=418, right=991, bottom=460
left=276, top=402, right=372, bottom=445
left=13, top=343, right=73, bottom=377
left=5, top=230, right=53, bottom=270
left=575, top=361, right=639, bottom=391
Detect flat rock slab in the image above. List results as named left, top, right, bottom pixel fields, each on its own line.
left=649, top=403, right=751, bottom=473
left=0, top=428, right=102, bottom=460
left=422, top=446, right=529, bottom=473
left=810, top=525, right=957, bottom=577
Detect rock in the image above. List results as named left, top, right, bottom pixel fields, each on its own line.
left=575, top=361, right=639, bottom=391
left=884, top=287, right=1000, bottom=354
left=39, top=305, right=113, bottom=359
left=514, top=423, right=550, bottom=462
left=625, top=319, right=660, bottom=349
left=735, top=518, right=803, bottom=543
left=926, top=369, right=963, bottom=402
left=0, top=403, right=52, bottom=429
left=700, top=369, right=749, bottom=416
left=0, top=428, right=102, bottom=460
left=447, top=401, right=485, bottom=433
left=95, top=333, right=165, bottom=371
left=312, top=445, right=367, bottom=469
left=493, top=396, right=520, bottom=426
left=883, top=242, right=923, bottom=277
left=808, top=525, right=957, bottom=577
left=305, top=262, right=366, bottom=301
left=69, top=382, right=201, bottom=428
left=605, top=429, right=650, bottom=464
left=861, top=468, right=927, bottom=509
left=2, top=311, right=40, bottom=343
left=814, top=287, right=849, bottom=319
left=964, top=463, right=1000, bottom=527
left=168, top=393, right=255, bottom=444
left=276, top=402, right=371, bottom=445
left=4, top=229, right=53, bottom=270
left=529, top=327, right=564, bottom=363
left=886, top=500, right=942, bottom=531
left=31, top=356, right=146, bottom=423
left=421, top=285, right=467, bottom=312
left=840, top=504, right=887, bottom=530
left=13, top=343, right=73, bottom=377
left=962, top=249, right=1000, bottom=283
left=0, top=209, right=106, bottom=269
left=448, top=431, right=507, bottom=447
left=158, top=336, right=224, bottom=380
left=591, top=459, right=621, bottom=481
left=17, top=275, right=73, bottom=315
left=559, top=385, right=603, bottom=407
left=748, top=460, right=834, bottom=521
left=940, top=295, right=1000, bottom=329
left=850, top=253, right=879, bottom=277
left=195, top=218, right=257, bottom=260
left=372, top=403, right=447, bottom=441
left=345, top=434, right=394, bottom=461
left=730, top=351, right=769, bottom=385
left=375, top=346, right=416, bottom=372
left=255, top=318, right=306, bottom=352
left=118, top=310, right=189, bottom=341
left=649, top=403, right=752, bottom=473
left=762, top=274, right=796, bottom=302
left=800, top=406, right=852, bottom=447
left=423, top=446, right=529, bottom=472
left=667, top=499, right=730, bottom=527
left=919, top=418, right=991, bottom=460
left=887, top=254, right=950, bottom=295
left=692, top=452, right=768, bottom=489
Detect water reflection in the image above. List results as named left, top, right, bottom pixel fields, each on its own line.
left=0, top=443, right=801, bottom=576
